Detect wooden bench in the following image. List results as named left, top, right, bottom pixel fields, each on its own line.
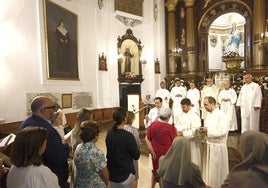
left=64, top=107, right=118, bottom=129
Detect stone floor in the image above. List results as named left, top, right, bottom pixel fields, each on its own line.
left=96, top=126, right=158, bottom=188
left=96, top=126, right=241, bottom=188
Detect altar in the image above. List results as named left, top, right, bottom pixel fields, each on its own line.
left=222, top=56, right=244, bottom=70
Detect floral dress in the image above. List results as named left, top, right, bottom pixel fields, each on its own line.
left=74, top=142, right=107, bottom=188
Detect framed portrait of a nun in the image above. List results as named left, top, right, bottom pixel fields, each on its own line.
left=43, top=0, right=79, bottom=80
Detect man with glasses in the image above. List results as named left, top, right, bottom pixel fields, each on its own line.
left=20, top=96, right=70, bottom=188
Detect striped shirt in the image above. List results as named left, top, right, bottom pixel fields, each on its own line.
left=124, top=124, right=141, bottom=148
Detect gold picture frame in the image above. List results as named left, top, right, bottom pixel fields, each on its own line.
left=62, top=94, right=72, bottom=109
left=44, top=0, right=79, bottom=80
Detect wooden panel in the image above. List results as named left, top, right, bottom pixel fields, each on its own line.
left=91, top=109, right=103, bottom=121
left=0, top=121, right=22, bottom=135
left=0, top=107, right=119, bottom=135
left=102, top=108, right=114, bottom=119
left=65, top=112, right=78, bottom=129
left=115, top=0, right=143, bottom=17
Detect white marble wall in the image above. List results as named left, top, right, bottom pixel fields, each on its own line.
left=0, top=0, right=166, bottom=122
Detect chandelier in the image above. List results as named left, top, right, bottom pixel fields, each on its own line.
left=169, top=39, right=182, bottom=57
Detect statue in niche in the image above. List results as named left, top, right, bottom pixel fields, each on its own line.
left=155, top=58, right=160, bottom=74
left=99, top=52, right=107, bottom=71
left=124, top=48, right=134, bottom=72
left=226, top=23, right=241, bottom=54
left=117, top=29, right=143, bottom=83
left=181, top=29, right=185, bottom=45
left=180, top=8, right=185, bottom=18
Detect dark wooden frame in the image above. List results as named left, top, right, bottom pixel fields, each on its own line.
left=99, top=52, right=107, bottom=71
left=44, top=0, right=79, bottom=80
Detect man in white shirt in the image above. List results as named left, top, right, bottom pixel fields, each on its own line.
left=145, top=97, right=172, bottom=128
left=186, top=81, right=201, bottom=116
left=218, top=81, right=238, bottom=131
left=200, top=96, right=229, bottom=188
left=155, top=81, right=170, bottom=108
left=236, top=72, right=262, bottom=133
left=176, top=98, right=202, bottom=169
left=201, top=77, right=219, bottom=120
left=170, top=78, right=187, bottom=124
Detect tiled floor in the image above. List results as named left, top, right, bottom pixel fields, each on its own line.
left=96, top=127, right=240, bottom=188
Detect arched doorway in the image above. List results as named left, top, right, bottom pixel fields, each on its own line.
left=208, top=12, right=246, bottom=70
left=198, top=1, right=252, bottom=72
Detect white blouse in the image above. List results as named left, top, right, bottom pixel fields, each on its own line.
left=7, top=164, right=60, bottom=188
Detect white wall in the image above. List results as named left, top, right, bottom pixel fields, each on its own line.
left=208, top=34, right=226, bottom=70
left=0, top=0, right=166, bottom=122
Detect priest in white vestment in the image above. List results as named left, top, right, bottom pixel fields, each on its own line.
left=236, top=72, right=262, bottom=133
left=236, top=73, right=262, bottom=133
left=155, top=81, right=170, bottom=108
left=145, top=97, right=172, bottom=128
left=200, top=96, right=229, bottom=188
left=201, top=77, right=219, bottom=120
left=186, top=82, right=201, bottom=116
left=176, top=98, right=202, bottom=170
left=170, top=78, right=187, bottom=124
left=218, top=81, right=238, bottom=131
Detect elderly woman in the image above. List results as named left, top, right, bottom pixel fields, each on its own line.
left=157, top=137, right=206, bottom=188
left=222, top=131, right=268, bottom=187
left=145, top=108, right=177, bottom=188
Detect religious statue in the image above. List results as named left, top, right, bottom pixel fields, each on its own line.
left=124, top=48, right=134, bottom=72
left=222, top=22, right=244, bottom=70
left=227, top=23, right=241, bottom=54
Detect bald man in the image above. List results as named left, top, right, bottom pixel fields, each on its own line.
left=236, top=73, right=262, bottom=133
left=200, top=77, right=219, bottom=120
left=20, top=96, right=69, bottom=187
left=218, top=81, right=238, bottom=131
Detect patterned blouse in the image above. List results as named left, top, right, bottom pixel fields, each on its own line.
left=74, top=142, right=107, bottom=188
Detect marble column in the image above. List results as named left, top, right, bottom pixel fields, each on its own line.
left=165, top=0, right=179, bottom=74
left=253, top=0, right=266, bottom=68
left=184, top=0, right=196, bottom=73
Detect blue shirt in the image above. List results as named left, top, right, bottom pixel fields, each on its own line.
left=20, top=115, right=69, bottom=187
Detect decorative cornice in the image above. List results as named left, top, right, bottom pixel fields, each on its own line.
left=115, top=15, right=143, bottom=27
left=165, top=0, right=179, bottom=12
left=184, top=0, right=195, bottom=7
left=115, top=11, right=143, bottom=27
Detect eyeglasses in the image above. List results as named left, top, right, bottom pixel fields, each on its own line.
left=43, top=105, right=56, bottom=110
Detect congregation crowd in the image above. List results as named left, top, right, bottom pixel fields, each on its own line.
left=0, top=72, right=268, bottom=188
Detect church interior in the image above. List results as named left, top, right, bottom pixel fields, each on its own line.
left=0, top=0, right=268, bottom=187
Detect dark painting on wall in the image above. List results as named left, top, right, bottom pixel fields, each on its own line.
left=44, top=0, right=79, bottom=80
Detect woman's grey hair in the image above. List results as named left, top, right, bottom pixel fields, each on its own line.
left=159, top=108, right=172, bottom=120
